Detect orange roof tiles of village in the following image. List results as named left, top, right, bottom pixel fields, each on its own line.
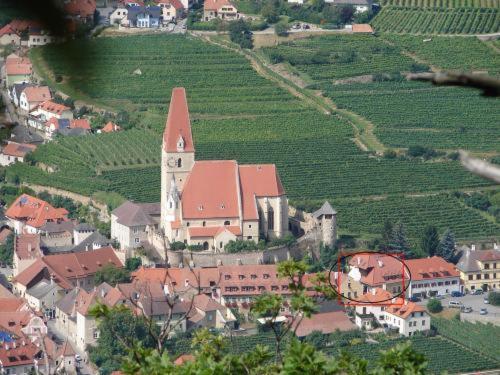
left=37, top=100, right=71, bottom=115
left=14, top=233, right=43, bottom=260
left=163, top=87, right=194, bottom=152
left=64, top=0, right=97, bottom=17
left=352, top=24, right=374, bottom=33
left=349, top=252, right=407, bottom=286
left=5, top=55, right=32, bottom=76
left=405, top=256, right=459, bottom=281
left=0, top=339, right=43, bottom=368
left=70, top=118, right=91, bottom=130
left=1, top=142, right=36, bottom=158
left=22, top=86, right=51, bottom=103
left=204, top=0, right=235, bottom=11
left=13, top=246, right=122, bottom=289
left=188, top=225, right=242, bottom=238
left=102, top=121, right=121, bottom=132
left=5, top=194, right=68, bottom=229
left=157, top=0, right=184, bottom=9
left=293, top=311, right=355, bottom=337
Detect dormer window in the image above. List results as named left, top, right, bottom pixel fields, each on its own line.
left=177, top=136, right=185, bottom=151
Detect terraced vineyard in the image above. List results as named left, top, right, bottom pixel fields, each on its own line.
left=372, top=6, right=500, bottom=34
left=15, top=33, right=499, bottom=243
left=381, top=0, right=500, bottom=6
left=261, top=34, right=416, bottom=81
left=432, top=318, right=500, bottom=360
left=323, top=336, right=500, bottom=374
left=322, top=81, right=500, bottom=151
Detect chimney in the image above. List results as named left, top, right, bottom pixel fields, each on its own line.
left=377, top=260, right=383, bottom=267
left=357, top=257, right=360, bottom=265
left=184, top=279, right=189, bottom=287
left=471, top=244, right=476, bottom=251
left=85, top=244, right=90, bottom=251
left=101, top=288, right=106, bottom=298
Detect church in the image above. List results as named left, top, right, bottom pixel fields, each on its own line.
left=160, top=87, right=289, bottom=251
left=112, top=87, right=289, bottom=253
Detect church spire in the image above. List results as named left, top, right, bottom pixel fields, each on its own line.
left=163, top=87, right=194, bottom=153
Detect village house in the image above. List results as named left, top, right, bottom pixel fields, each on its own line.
left=292, top=309, right=355, bottom=337
left=0, top=141, right=36, bottom=166
left=27, top=29, right=54, bottom=47
left=157, top=0, right=185, bottom=22
left=0, top=23, right=21, bottom=46
left=0, top=19, right=44, bottom=46
left=405, top=256, right=461, bottom=298
left=353, top=288, right=430, bottom=336
left=10, top=82, right=32, bottom=107
left=4, top=54, right=32, bottom=87
left=12, top=246, right=123, bottom=298
left=5, top=194, right=69, bottom=234
left=100, top=121, right=121, bottom=133
left=39, top=221, right=75, bottom=249
left=346, top=252, right=408, bottom=297
left=456, top=245, right=500, bottom=292
left=111, top=201, right=161, bottom=251
left=109, top=6, right=129, bottom=25
left=203, top=0, right=240, bottom=21
left=25, top=279, right=64, bottom=318
left=64, top=0, right=97, bottom=24
left=12, top=233, right=44, bottom=277
left=127, top=6, right=162, bottom=28
left=54, top=288, right=80, bottom=344
left=30, top=100, right=73, bottom=122
left=19, top=86, right=52, bottom=113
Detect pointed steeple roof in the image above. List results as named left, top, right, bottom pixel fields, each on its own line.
left=163, top=87, right=194, bottom=153
left=312, top=201, right=337, bottom=218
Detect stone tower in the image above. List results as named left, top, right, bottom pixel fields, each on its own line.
left=312, top=201, right=337, bottom=248
left=161, top=87, right=195, bottom=231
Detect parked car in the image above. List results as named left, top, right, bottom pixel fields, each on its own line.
left=484, top=298, right=489, bottom=304
left=448, top=300, right=463, bottom=308
left=291, top=23, right=301, bottom=30
left=461, top=306, right=472, bottom=313
left=472, top=289, right=483, bottom=295
left=303, top=24, right=310, bottom=29
left=409, top=296, right=421, bottom=302
left=451, top=291, right=463, bottom=297
left=480, top=308, right=488, bottom=315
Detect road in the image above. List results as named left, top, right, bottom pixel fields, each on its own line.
left=47, top=320, right=97, bottom=375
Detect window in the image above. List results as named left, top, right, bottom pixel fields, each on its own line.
left=468, top=275, right=473, bottom=280
left=422, top=320, right=425, bottom=326
left=239, top=275, right=245, bottom=280
left=247, top=236, right=252, bottom=240
left=177, top=158, right=182, bottom=167
left=445, top=281, right=450, bottom=285
left=263, top=274, right=270, bottom=279
left=494, top=273, right=497, bottom=279
left=484, top=274, right=489, bottom=279
left=134, top=238, right=140, bottom=243
left=438, top=282, right=443, bottom=286
left=452, top=280, right=458, bottom=284
left=494, top=263, right=497, bottom=269
left=224, top=220, right=230, bottom=226
left=485, top=263, right=490, bottom=269
left=93, top=330, right=99, bottom=339
left=225, top=275, right=231, bottom=280
left=219, top=241, right=223, bottom=249
left=203, top=221, right=206, bottom=227
left=248, top=224, right=252, bottom=228
left=476, top=274, right=481, bottom=280
left=268, top=207, right=274, bottom=230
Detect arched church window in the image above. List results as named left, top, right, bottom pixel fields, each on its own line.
left=224, top=220, right=230, bottom=226
left=203, top=221, right=206, bottom=227
left=268, top=207, right=274, bottom=231
left=177, top=158, right=182, bottom=168
left=203, top=241, right=209, bottom=250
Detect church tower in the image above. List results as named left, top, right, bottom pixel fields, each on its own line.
left=161, top=88, right=195, bottom=231
left=312, top=201, right=337, bottom=248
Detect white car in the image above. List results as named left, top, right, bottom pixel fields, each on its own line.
left=484, top=298, right=489, bottom=304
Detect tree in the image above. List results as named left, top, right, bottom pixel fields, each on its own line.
left=421, top=225, right=439, bottom=256
left=437, top=228, right=455, bottom=262
left=0, top=233, right=14, bottom=265
left=310, top=0, right=325, bottom=11
left=261, top=0, right=280, bottom=24
left=378, top=219, right=394, bottom=252
left=94, top=264, right=131, bottom=286
left=391, top=222, right=413, bottom=258
left=125, top=257, right=142, bottom=272
left=427, top=298, right=443, bottom=313
left=89, top=307, right=155, bottom=375
left=228, top=20, right=253, bottom=49
left=274, top=20, right=289, bottom=37
left=303, top=330, right=325, bottom=349
left=337, top=4, right=355, bottom=24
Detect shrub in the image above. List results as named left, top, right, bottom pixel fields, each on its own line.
left=384, top=149, right=397, bottom=159
left=410, top=63, right=430, bottom=72
left=225, top=240, right=259, bottom=253
left=427, top=298, right=443, bottom=313
left=488, top=291, right=500, bottom=306
left=274, top=20, right=290, bottom=37
left=171, top=241, right=186, bottom=250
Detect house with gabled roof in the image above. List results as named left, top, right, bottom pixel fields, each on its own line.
left=101, top=121, right=121, bottom=133
left=12, top=233, right=44, bottom=277
left=5, top=194, right=69, bottom=234
left=31, top=100, right=73, bottom=122
left=0, top=141, right=36, bottom=166
left=10, top=82, right=32, bottom=107
left=19, top=86, right=51, bottom=112
left=456, top=245, right=500, bottom=292
left=4, top=54, right=32, bottom=87
left=127, top=6, right=162, bottom=28
left=203, top=0, right=240, bottom=21
left=157, top=0, right=185, bottom=22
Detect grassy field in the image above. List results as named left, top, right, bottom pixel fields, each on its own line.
left=13, top=33, right=499, bottom=244
left=372, top=7, right=500, bottom=34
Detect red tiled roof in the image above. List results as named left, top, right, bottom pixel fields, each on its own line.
left=405, top=256, right=459, bottom=281
left=15, top=233, right=43, bottom=260
left=174, top=354, right=195, bottom=365
left=132, top=266, right=220, bottom=291
left=0, top=24, right=16, bottom=36
left=204, top=0, right=236, bottom=11
left=0, top=339, right=42, bottom=368
left=0, top=298, right=25, bottom=312
left=0, top=310, right=34, bottom=337
left=37, top=100, right=71, bottom=115
left=102, top=121, right=121, bottom=132
left=5, top=194, right=68, bottom=229
left=163, top=87, right=194, bottom=153
left=0, top=284, right=15, bottom=299
left=64, top=0, right=96, bottom=18
left=22, top=86, right=51, bottom=103
left=239, top=164, right=285, bottom=220
left=188, top=225, right=241, bottom=238
left=70, top=118, right=91, bottom=130
left=353, top=288, right=393, bottom=305
left=477, top=250, right=500, bottom=262
left=5, top=56, right=32, bottom=76
left=386, top=300, right=426, bottom=319
left=1, top=142, right=36, bottom=158
left=182, top=160, right=240, bottom=219
left=349, top=253, right=406, bottom=286
left=294, top=311, right=355, bottom=337
left=157, top=0, right=184, bottom=9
